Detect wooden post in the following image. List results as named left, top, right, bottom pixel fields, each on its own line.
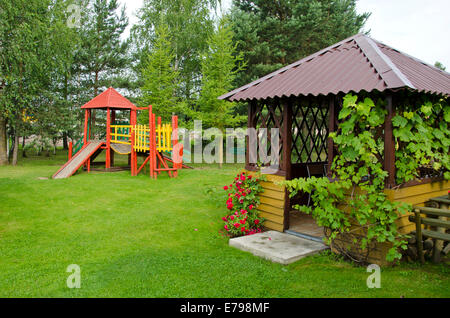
left=151, top=113, right=157, bottom=179
left=282, top=98, right=293, bottom=231
left=130, top=109, right=137, bottom=176
left=433, top=201, right=448, bottom=263
left=384, top=95, right=396, bottom=188
left=106, top=108, right=111, bottom=169
left=172, top=114, right=179, bottom=177
left=83, top=109, right=89, bottom=147
left=414, top=209, right=425, bottom=264
left=110, top=110, right=115, bottom=167
left=327, top=96, right=336, bottom=177
left=157, top=116, right=162, bottom=174
left=149, top=105, right=154, bottom=178
left=246, top=100, right=257, bottom=170
left=68, top=141, right=73, bottom=160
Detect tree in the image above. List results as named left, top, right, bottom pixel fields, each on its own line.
left=230, top=0, right=370, bottom=87
left=0, top=0, right=76, bottom=165
left=434, top=61, right=446, bottom=71
left=132, top=0, right=219, bottom=105
left=139, top=23, right=181, bottom=122
left=74, top=0, right=130, bottom=133
left=196, top=17, right=246, bottom=167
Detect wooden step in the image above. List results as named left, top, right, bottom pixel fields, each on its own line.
left=414, top=206, right=450, bottom=217
left=409, top=215, right=450, bottom=229
left=422, top=229, right=450, bottom=242
left=429, top=196, right=450, bottom=205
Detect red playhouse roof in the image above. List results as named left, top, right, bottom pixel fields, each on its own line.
left=81, top=87, right=137, bottom=110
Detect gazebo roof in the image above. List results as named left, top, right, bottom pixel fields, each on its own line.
left=81, top=87, right=136, bottom=110
left=220, top=33, right=450, bottom=101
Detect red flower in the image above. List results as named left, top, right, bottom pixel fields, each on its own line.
left=241, top=210, right=247, bottom=215
left=249, top=204, right=254, bottom=210
left=240, top=219, right=245, bottom=225
left=241, top=227, right=246, bottom=232
left=230, top=215, right=234, bottom=221
left=247, top=175, right=252, bottom=180
left=254, top=219, right=260, bottom=225
left=240, top=175, right=245, bottom=181
left=234, top=223, right=240, bottom=228
left=223, top=185, right=228, bottom=190
left=224, top=225, right=229, bottom=231
left=222, top=217, right=227, bottom=221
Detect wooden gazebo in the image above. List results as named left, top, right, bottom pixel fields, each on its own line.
left=220, top=33, right=450, bottom=255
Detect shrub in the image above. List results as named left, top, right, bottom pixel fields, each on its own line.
left=221, top=171, right=265, bottom=237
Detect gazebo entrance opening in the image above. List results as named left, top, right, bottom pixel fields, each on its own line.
left=288, top=96, right=332, bottom=239
left=245, top=95, right=336, bottom=239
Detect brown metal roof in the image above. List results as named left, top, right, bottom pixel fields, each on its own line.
left=219, top=33, right=450, bottom=101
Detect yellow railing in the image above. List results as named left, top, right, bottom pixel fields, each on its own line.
left=110, top=124, right=173, bottom=153
left=134, top=124, right=150, bottom=152
left=156, top=123, right=172, bottom=152
left=110, top=125, right=132, bottom=145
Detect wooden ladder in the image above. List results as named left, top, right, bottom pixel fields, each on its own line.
left=409, top=195, right=450, bottom=263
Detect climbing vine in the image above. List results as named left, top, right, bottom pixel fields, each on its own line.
left=284, top=94, right=449, bottom=262
left=393, top=98, right=450, bottom=183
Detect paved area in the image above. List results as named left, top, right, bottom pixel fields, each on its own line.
left=229, top=231, right=329, bottom=265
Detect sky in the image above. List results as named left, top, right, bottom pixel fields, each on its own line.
left=121, top=0, right=450, bottom=69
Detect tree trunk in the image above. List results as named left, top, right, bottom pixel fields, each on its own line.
left=63, top=132, right=68, bottom=150
left=0, top=114, right=8, bottom=165
left=22, top=135, right=27, bottom=158
left=12, top=132, right=19, bottom=166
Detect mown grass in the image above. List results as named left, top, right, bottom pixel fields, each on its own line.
left=0, top=150, right=448, bottom=297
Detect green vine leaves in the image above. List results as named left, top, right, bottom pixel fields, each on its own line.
left=284, top=94, right=449, bottom=262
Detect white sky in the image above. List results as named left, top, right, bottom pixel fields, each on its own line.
left=121, top=0, right=450, bottom=69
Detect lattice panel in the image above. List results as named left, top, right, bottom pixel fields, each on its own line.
left=291, top=100, right=329, bottom=164
left=251, top=100, right=284, bottom=168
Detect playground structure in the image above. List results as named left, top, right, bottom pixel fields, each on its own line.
left=53, top=87, right=183, bottom=179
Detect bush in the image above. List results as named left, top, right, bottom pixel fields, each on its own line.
left=221, top=171, right=265, bottom=237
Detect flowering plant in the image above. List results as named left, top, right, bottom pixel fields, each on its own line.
left=221, top=172, right=265, bottom=237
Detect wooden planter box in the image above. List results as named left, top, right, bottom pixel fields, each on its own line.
left=247, top=169, right=450, bottom=265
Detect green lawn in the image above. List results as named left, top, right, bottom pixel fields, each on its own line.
left=0, top=150, right=449, bottom=298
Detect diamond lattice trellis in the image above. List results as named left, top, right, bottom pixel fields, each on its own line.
left=291, top=99, right=329, bottom=164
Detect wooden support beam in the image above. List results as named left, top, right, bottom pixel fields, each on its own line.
left=83, top=109, right=89, bottom=146
left=282, top=98, right=293, bottom=231
left=384, top=95, right=396, bottom=188
left=246, top=100, right=257, bottom=170
left=106, top=108, right=111, bottom=169
left=327, top=96, right=336, bottom=177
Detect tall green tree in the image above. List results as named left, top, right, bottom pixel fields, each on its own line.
left=196, top=17, right=246, bottom=167
left=139, top=23, right=181, bottom=122
left=230, top=0, right=370, bottom=87
left=74, top=0, right=130, bottom=131
left=0, top=0, right=76, bottom=165
left=132, top=0, right=219, bottom=104
left=434, top=61, right=446, bottom=71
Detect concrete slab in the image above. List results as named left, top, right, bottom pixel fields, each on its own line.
left=229, top=231, right=329, bottom=265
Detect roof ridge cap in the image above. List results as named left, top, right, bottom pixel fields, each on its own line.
left=354, top=35, right=415, bottom=89
left=373, top=38, right=450, bottom=78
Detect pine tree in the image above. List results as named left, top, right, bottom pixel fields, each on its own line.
left=196, top=17, right=246, bottom=167
left=231, top=0, right=370, bottom=87
left=139, top=23, right=181, bottom=122
left=73, top=0, right=130, bottom=133
left=132, top=0, right=218, bottom=104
